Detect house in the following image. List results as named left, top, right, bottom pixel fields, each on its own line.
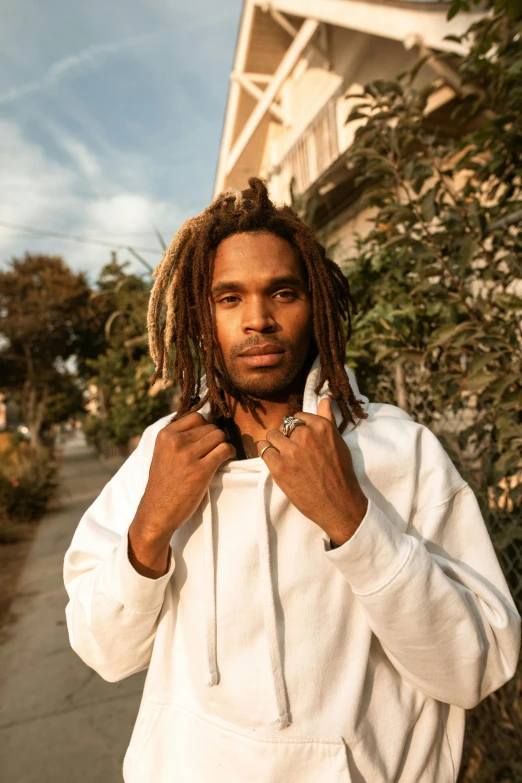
left=214, top=0, right=483, bottom=259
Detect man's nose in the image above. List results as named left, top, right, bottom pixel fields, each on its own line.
left=241, top=298, right=276, bottom=332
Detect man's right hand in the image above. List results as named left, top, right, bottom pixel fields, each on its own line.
left=128, top=413, right=236, bottom=578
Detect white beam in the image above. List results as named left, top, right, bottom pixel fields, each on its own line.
left=243, top=72, right=273, bottom=84
left=233, top=73, right=284, bottom=122
left=269, top=7, right=297, bottom=38
left=263, top=0, right=484, bottom=54
left=269, top=8, right=331, bottom=67
left=214, top=0, right=257, bottom=197
left=226, top=17, right=319, bottom=176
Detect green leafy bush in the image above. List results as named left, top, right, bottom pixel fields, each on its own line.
left=84, top=258, right=173, bottom=452
left=0, top=445, right=59, bottom=542
left=338, top=0, right=522, bottom=573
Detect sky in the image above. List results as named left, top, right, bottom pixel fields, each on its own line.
left=0, top=0, right=243, bottom=282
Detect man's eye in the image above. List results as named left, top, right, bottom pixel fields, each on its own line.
left=219, top=296, right=239, bottom=303
left=275, top=290, right=296, bottom=300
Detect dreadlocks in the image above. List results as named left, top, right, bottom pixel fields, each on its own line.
left=147, top=177, right=366, bottom=433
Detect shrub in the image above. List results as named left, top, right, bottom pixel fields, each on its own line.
left=0, top=445, right=59, bottom=542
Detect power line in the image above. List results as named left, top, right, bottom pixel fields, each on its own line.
left=0, top=219, right=164, bottom=255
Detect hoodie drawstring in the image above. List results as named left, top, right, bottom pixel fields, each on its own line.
left=256, top=467, right=290, bottom=730
left=203, top=487, right=219, bottom=687
left=203, top=471, right=290, bottom=730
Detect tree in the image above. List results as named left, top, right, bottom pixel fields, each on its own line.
left=338, top=0, right=522, bottom=515
left=0, top=254, right=90, bottom=447
left=83, top=256, right=173, bottom=451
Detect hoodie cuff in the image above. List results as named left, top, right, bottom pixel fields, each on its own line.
left=103, top=534, right=175, bottom=614
left=324, top=498, right=413, bottom=597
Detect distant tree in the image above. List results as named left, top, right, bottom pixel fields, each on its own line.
left=83, top=256, right=173, bottom=450
left=0, top=254, right=90, bottom=447
left=74, top=253, right=136, bottom=380
left=43, top=370, right=85, bottom=429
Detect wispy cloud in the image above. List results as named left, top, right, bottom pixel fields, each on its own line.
left=0, top=36, right=146, bottom=106
left=0, top=119, right=188, bottom=277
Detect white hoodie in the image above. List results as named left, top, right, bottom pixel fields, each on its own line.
left=64, top=357, right=520, bottom=783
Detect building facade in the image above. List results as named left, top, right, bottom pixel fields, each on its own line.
left=215, top=0, right=482, bottom=258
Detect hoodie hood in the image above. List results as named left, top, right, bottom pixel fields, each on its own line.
left=195, top=355, right=369, bottom=730
left=195, top=354, right=368, bottom=432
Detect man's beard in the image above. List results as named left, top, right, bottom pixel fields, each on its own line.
left=220, top=340, right=316, bottom=402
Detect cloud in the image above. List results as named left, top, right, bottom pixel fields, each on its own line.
left=0, top=119, right=188, bottom=279
left=59, top=134, right=104, bottom=184
left=0, top=36, right=147, bottom=106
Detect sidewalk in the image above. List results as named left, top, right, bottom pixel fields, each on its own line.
left=0, top=435, right=144, bottom=783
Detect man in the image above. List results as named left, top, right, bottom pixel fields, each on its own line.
left=64, top=178, right=520, bottom=782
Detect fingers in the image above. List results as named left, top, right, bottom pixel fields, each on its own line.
left=201, top=440, right=237, bottom=471
left=316, top=397, right=336, bottom=424
left=257, top=439, right=282, bottom=469
left=190, top=427, right=231, bottom=459
left=258, top=428, right=290, bottom=471
left=164, top=411, right=208, bottom=434
left=266, top=429, right=292, bottom=452
left=179, top=423, right=220, bottom=447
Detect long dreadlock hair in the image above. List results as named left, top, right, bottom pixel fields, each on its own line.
left=147, top=177, right=366, bottom=433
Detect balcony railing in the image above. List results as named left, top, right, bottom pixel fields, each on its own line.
left=279, top=94, right=341, bottom=196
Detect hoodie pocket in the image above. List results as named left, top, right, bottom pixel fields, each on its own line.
left=124, top=701, right=351, bottom=783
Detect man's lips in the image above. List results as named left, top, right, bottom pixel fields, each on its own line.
left=237, top=346, right=285, bottom=368
left=239, top=352, right=285, bottom=367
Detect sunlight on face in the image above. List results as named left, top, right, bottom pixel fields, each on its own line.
left=210, top=231, right=314, bottom=400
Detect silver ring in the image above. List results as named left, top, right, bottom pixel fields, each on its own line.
left=282, top=415, right=306, bottom=438
left=260, top=444, right=276, bottom=459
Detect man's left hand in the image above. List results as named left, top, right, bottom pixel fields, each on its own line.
left=256, top=398, right=368, bottom=546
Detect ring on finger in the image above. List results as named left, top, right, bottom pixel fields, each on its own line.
left=260, top=443, right=277, bottom=459
left=282, top=415, right=306, bottom=438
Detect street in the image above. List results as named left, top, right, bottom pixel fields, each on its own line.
left=0, top=436, right=143, bottom=783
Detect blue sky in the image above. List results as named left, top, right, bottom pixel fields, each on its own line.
left=0, top=0, right=243, bottom=281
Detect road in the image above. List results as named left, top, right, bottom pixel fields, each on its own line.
left=0, top=435, right=144, bottom=783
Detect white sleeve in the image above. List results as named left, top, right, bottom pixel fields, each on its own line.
left=63, top=422, right=174, bottom=682
left=325, top=429, right=521, bottom=710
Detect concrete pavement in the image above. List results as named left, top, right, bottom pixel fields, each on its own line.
left=0, top=435, right=144, bottom=783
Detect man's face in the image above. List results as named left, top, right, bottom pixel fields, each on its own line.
left=209, top=231, right=314, bottom=400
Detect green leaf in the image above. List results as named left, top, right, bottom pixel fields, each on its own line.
left=444, top=34, right=464, bottom=43
left=346, top=110, right=368, bottom=123
left=494, top=451, right=521, bottom=478
left=429, top=321, right=477, bottom=347
left=452, top=328, right=485, bottom=347
left=500, top=390, right=522, bottom=410
left=420, top=189, right=436, bottom=222
left=374, top=347, right=399, bottom=363
left=367, top=161, right=396, bottom=176
left=353, top=148, right=385, bottom=160
left=383, top=206, right=416, bottom=225
left=494, top=293, right=522, bottom=310
left=488, top=373, right=520, bottom=401
left=394, top=351, right=424, bottom=366
left=465, top=371, right=496, bottom=393
left=458, top=236, right=476, bottom=268
left=408, top=54, right=432, bottom=84
left=468, top=353, right=499, bottom=377
left=419, top=264, right=441, bottom=278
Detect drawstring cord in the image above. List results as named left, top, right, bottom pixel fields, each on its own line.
left=203, top=488, right=219, bottom=687
left=203, top=470, right=290, bottom=730
left=256, top=467, right=291, bottom=730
